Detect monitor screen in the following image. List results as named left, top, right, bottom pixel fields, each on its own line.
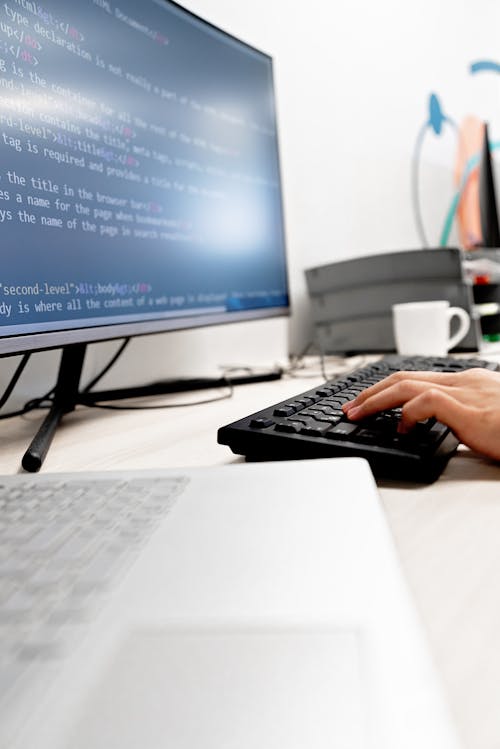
left=0, top=0, right=289, bottom=355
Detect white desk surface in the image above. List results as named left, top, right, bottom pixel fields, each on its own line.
left=1, top=365, right=500, bottom=749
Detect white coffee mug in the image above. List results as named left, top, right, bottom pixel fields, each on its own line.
left=392, top=300, right=471, bottom=357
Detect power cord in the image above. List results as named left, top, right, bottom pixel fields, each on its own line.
left=286, top=340, right=371, bottom=382
left=85, top=379, right=235, bottom=410
left=82, top=338, right=131, bottom=393
left=0, top=353, right=31, bottom=411
left=0, top=354, right=51, bottom=421
left=0, top=339, right=133, bottom=421
left=0, top=338, right=237, bottom=417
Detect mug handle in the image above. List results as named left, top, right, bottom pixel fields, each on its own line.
left=446, top=306, right=471, bottom=351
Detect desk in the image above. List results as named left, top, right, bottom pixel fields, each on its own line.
left=1, top=369, right=500, bottom=749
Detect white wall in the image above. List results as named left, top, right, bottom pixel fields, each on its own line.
left=3, top=0, right=500, bottom=405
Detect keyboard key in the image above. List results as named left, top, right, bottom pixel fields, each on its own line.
left=340, top=389, right=363, bottom=398
left=370, top=415, right=399, bottom=433
left=356, top=429, right=386, bottom=445
left=294, top=397, right=316, bottom=407
left=273, top=406, right=297, bottom=417
left=313, top=414, right=342, bottom=426
left=330, top=395, right=350, bottom=404
left=326, top=423, right=359, bottom=440
left=275, top=422, right=301, bottom=433
left=287, top=402, right=307, bottom=411
left=309, top=405, right=343, bottom=417
left=426, top=422, right=448, bottom=443
left=249, top=418, right=274, bottom=429
left=299, top=424, right=331, bottom=437
left=23, top=524, right=70, bottom=554
left=322, top=399, right=347, bottom=410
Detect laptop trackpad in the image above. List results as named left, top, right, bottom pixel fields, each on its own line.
left=67, top=628, right=368, bottom=749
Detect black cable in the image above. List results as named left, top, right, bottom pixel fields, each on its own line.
left=23, top=338, right=130, bottom=410
left=0, top=338, right=131, bottom=422
left=286, top=340, right=371, bottom=382
left=85, top=379, right=234, bottom=410
left=0, top=390, right=57, bottom=421
left=285, top=341, right=319, bottom=378
left=0, top=353, right=31, bottom=410
left=0, top=403, right=43, bottom=421
left=0, top=337, right=273, bottom=420
left=82, top=338, right=131, bottom=393
left=318, top=344, right=329, bottom=382
left=286, top=340, right=332, bottom=380
left=0, top=354, right=52, bottom=420
left=23, top=392, right=55, bottom=410
left=0, top=397, right=53, bottom=422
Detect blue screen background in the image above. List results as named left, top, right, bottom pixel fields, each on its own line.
left=0, top=0, right=288, bottom=335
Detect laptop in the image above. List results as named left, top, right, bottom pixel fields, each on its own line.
left=1, top=458, right=460, bottom=749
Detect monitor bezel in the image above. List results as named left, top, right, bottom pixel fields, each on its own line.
left=0, top=306, right=289, bottom=357
left=0, top=0, right=290, bottom=358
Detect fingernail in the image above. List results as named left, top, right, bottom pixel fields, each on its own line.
left=346, top=406, right=361, bottom=419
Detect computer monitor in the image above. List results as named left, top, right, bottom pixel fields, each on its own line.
left=0, top=0, right=289, bottom=467
left=478, top=122, right=500, bottom=248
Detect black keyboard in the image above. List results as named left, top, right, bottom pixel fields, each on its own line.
left=218, top=355, right=499, bottom=483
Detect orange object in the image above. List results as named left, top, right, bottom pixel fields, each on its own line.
left=455, top=116, right=484, bottom=249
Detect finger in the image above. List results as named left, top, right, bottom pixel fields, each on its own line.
left=347, top=370, right=465, bottom=409
left=344, top=379, right=454, bottom=421
left=397, top=387, right=476, bottom=441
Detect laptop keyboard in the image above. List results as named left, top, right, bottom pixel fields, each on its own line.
left=218, top=354, right=499, bottom=482
left=0, top=472, right=188, bottom=726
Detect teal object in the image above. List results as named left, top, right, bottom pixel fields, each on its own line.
left=429, top=93, right=446, bottom=135
left=439, top=143, right=500, bottom=247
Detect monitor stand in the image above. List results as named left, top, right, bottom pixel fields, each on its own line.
left=22, top=344, right=86, bottom=472
left=21, top=343, right=282, bottom=472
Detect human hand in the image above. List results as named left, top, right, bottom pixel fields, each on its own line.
left=342, top=367, right=500, bottom=461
